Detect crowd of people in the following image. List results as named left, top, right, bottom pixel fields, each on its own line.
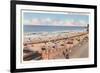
left=23, top=32, right=88, bottom=61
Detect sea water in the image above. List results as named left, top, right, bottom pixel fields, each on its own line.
left=24, top=25, right=87, bottom=33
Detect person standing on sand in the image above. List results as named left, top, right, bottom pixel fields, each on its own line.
left=62, top=49, right=69, bottom=59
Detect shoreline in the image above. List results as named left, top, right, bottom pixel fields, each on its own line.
left=24, top=31, right=88, bottom=44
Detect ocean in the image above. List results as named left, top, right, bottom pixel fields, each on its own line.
left=24, top=25, right=87, bottom=33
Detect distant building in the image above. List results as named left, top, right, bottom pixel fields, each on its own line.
left=87, top=24, right=89, bottom=32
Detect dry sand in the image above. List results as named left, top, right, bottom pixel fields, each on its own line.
left=23, top=32, right=89, bottom=60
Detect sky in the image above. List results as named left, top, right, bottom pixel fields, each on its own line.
left=23, top=12, right=89, bottom=26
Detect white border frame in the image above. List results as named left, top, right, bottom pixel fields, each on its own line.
left=16, top=4, right=94, bottom=69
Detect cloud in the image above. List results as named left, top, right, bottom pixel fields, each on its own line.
left=23, top=19, right=31, bottom=25
left=64, top=19, right=87, bottom=26
left=78, top=20, right=87, bottom=26
left=24, top=18, right=87, bottom=26
left=31, top=18, right=40, bottom=25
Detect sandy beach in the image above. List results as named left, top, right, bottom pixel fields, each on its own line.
left=23, top=31, right=89, bottom=61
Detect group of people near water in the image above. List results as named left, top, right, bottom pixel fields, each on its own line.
left=23, top=32, right=88, bottom=61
